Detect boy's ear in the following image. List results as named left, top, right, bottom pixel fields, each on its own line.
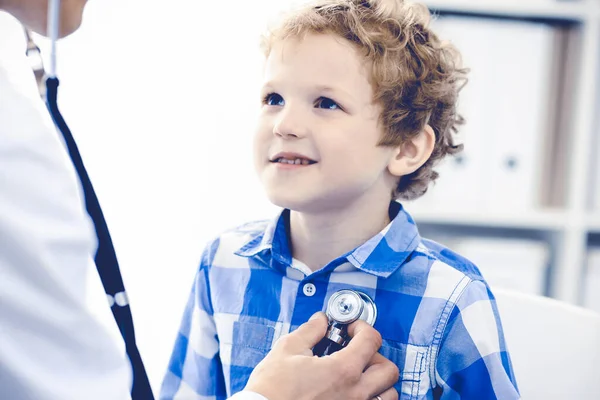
left=387, top=124, right=435, bottom=177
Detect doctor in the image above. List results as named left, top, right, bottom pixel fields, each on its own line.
left=0, top=1, right=399, bottom=399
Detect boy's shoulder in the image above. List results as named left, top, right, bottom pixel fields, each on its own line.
left=397, top=237, right=496, bottom=336
left=414, top=236, right=486, bottom=284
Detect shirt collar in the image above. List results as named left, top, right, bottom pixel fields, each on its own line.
left=235, top=202, right=420, bottom=278
left=235, top=209, right=292, bottom=269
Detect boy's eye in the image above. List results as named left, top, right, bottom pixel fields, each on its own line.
left=263, top=93, right=284, bottom=106
left=315, top=97, right=341, bottom=110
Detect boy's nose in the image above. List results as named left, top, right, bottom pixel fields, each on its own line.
left=272, top=107, right=308, bottom=139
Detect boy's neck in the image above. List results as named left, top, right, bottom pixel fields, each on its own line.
left=289, top=197, right=392, bottom=272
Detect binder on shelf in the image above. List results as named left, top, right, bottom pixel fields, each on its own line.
left=592, top=118, right=600, bottom=210
left=584, top=247, right=600, bottom=313
left=416, top=15, right=565, bottom=213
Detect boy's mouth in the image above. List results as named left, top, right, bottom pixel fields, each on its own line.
left=272, top=157, right=317, bottom=165
left=269, top=152, right=317, bottom=165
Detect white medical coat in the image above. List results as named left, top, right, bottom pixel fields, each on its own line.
left=0, top=11, right=265, bottom=400
left=0, top=12, right=134, bottom=400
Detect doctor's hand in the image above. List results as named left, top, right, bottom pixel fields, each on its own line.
left=244, top=312, right=399, bottom=400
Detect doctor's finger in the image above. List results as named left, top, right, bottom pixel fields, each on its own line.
left=361, top=355, right=400, bottom=399
left=364, top=351, right=392, bottom=369
left=333, top=320, right=382, bottom=369
left=370, top=386, right=399, bottom=400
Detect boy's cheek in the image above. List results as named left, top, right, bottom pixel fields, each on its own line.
left=254, top=121, right=274, bottom=140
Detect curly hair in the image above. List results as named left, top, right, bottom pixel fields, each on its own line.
left=260, top=0, right=468, bottom=200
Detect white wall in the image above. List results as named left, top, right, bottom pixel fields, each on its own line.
left=35, top=0, right=299, bottom=391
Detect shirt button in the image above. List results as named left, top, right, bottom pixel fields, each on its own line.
left=303, top=283, right=316, bottom=297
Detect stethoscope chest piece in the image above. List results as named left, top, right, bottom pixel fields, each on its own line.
left=326, top=289, right=377, bottom=326
left=313, top=289, right=377, bottom=356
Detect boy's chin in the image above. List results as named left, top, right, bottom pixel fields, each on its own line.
left=266, top=192, right=338, bottom=215
left=267, top=195, right=304, bottom=212
left=266, top=191, right=312, bottom=212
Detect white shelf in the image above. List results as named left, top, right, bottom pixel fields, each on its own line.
left=423, top=0, right=593, bottom=21
left=408, top=209, right=568, bottom=230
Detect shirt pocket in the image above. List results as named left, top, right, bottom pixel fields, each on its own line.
left=379, top=340, right=429, bottom=400
left=228, top=321, right=275, bottom=394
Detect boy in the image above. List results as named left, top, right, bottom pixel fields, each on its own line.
left=162, top=0, right=520, bottom=399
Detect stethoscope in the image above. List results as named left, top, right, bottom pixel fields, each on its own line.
left=313, top=289, right=378, bottom=356
left=22, top=1, right=64, bottom=101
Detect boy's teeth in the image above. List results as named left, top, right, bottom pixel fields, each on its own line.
left=278, top=158, right=311, bottom=165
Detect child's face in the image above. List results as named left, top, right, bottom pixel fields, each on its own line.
left=254, top=33, right=399, bottom=213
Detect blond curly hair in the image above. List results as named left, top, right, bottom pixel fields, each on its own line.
left=260, top=0, right=468, bottom=200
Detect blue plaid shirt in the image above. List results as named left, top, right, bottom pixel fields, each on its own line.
left=160, top=202, right=519, bottom=399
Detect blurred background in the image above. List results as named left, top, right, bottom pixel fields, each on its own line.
left=1, top=0, right=599, bottom=393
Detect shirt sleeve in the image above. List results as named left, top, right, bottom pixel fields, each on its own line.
left=435, top=280, right=520, bottom=399
left=0, top=60, right=131, bottom=399
left=160, top=239, right=227, bottom=399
